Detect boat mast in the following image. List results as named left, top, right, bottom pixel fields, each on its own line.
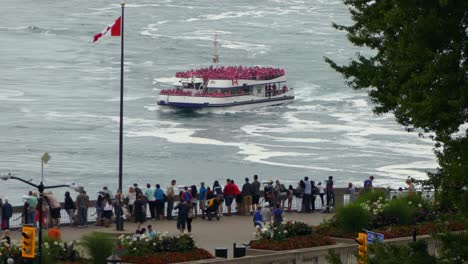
left=212, top=32, right=220, bottom=64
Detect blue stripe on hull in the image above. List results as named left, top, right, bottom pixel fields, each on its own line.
left=158, top=96, right=294, bottom=109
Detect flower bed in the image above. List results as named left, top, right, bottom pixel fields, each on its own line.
left=117, top=233, right=213, bottom=263
left=251, top=234, right=335, bottom=251
left=0, top=240, right=21, bottom=263
left=250, top=221, right=335, bottom=251
left=121, top=248, right=214, bottom=264
left=316, top=220, right=467, bottom=239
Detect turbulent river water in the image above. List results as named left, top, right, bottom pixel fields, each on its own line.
left=0, top=0, right=437, bottom=204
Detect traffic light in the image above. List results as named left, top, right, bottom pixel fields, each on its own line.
left=21, top=226, right=36, bottom=258
left=355, top=232, right=368, bottom=264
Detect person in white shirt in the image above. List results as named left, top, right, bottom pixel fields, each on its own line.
left=317, top=182, right=325, bottom=206
left=303, top=177, right=312, bottom=212
left=166, top=180, right=176, bottom=220
left=145, top=184, right=156, bottom=219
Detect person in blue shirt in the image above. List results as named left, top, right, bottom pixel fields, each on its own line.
left=363, top=176, right=374, bottom=192
left=198, top=182, right=207, bottom=219
left=272, top=203, right=284, bottom=227
left=146, top=224, right=156, bottom=238
left=253, top=206, right=263, bottom=227
left=154, top=184, right=165, bottom=220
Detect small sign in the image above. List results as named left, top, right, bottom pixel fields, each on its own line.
left=366, top=230, right=384, bottom=244
left=41, top=152, right=51, bottom=164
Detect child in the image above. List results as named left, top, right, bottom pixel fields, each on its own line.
left=272, top=203, right=284, bottom=227
left=253, top=205, right=263, bottom=228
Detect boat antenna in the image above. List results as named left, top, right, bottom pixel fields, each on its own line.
left=212, top=32, right=220, bottom=64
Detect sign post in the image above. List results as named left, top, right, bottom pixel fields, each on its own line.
left=365, top=230, right=384, bottom=244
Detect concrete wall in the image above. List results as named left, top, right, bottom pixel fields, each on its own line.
left=185, top=234, right=440, bottom=264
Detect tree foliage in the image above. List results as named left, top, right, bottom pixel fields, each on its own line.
left=325, top=0, right=468, bottom=212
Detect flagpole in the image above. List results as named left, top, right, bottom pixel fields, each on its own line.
left=117, top=0, right=125, bottom=231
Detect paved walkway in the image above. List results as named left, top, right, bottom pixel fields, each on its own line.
left=10, top=211, right=333, bottom=256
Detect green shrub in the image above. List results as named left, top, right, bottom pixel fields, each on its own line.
left=435, top=232, right=468, bottom=264
left=368, top=240, right=436, bottom=264
left=334, top=203, right=370, bottom=233
left=284, top=221, right=313, bottom=237
left=356, top=190, right=386, bottom=204
left=327, top=250, right=343, bottom=264
left=81, top=232, right=115, bottom=264
left=381, top=198, right=415, bottom=226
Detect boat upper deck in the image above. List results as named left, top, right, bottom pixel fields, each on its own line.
left=175, top=66, right=285, bottom=80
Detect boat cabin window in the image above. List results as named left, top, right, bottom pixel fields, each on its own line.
left=182, top=82, right=202, bottom=89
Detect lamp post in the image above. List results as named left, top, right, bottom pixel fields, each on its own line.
left=1, top=174, right=73, bottom=264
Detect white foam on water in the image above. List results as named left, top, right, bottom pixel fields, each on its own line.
left=153, top=77, right=179, bottom=85
left=346, top=98, right=369, bottom=108
left=241, top=124, right=329, bottom=143
left=376, top=161, right=436, bottom=181
left=283, top=112, right=363, bottom=133
left=217, top=40, right=270, bottom=53
left=0, top=89, right=35, bottom=102
left=105, top=96, right=146, bottom=102
left=238, top=144, right=341, bottom=172
left=141, top=24, right=160, bottom=36
left=192, top=30, right=232, bottom=36
left=143, top=105, right=158, bottom=112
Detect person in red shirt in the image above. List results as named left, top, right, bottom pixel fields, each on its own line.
left=223, top=179, right=234, bottom=216
left=230, top=180, right=242, bottom=214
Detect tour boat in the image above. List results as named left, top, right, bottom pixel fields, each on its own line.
left=156, top=65, right=295, bottom=111
left=156, top=34, right=294, bottom=111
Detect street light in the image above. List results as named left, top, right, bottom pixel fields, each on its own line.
left=1, top=173, right=74, bottom=264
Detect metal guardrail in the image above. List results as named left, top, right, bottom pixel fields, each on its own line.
left=4, top=195, right=332, bottom=229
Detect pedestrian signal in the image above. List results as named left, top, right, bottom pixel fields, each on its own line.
left=21, top=226, right=36, bottom=258
left=355, top=232, right=368, bottom=264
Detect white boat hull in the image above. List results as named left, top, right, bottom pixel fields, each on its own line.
left=157, top=91, right=294, bottom=111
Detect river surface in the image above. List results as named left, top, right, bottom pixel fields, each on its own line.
left=0, top=0, right=437, bottom=204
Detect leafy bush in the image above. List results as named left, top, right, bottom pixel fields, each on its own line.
left=356, top=190, right=386, bottom=204
left=326, top=250, right=343, bottom=264
left=368, top=240, right=436, bottom=264
left=334, top=203, right=370, bottom=233
left=81, top=232, right=115, bottom=264
left=284, top=221, right=313, bottom=237
left=381, top=198, right=415, bottom=226
left=435, top=232, right=468, bottom=264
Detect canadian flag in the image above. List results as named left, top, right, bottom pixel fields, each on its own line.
left=93, top=16, right=121, bottom=43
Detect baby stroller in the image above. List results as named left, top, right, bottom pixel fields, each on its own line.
left=204, top=198, right=221, bottom=221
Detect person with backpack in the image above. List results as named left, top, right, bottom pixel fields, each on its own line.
left=295, top=181, right=304, bottom=212
left=213, top=180, right=224, bottom=216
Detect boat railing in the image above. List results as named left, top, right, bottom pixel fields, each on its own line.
left=160, top=89, right=254, bottom=98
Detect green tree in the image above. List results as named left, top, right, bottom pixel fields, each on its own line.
left=325, top=0, right=468, bottom=212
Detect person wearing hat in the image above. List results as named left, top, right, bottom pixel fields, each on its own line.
left=260, top=202, right=271, bottom=226
left=242, top=177, right=254, bottom=216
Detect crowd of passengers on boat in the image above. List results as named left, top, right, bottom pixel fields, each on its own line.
left=175, top=66, right=286, bottom=80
